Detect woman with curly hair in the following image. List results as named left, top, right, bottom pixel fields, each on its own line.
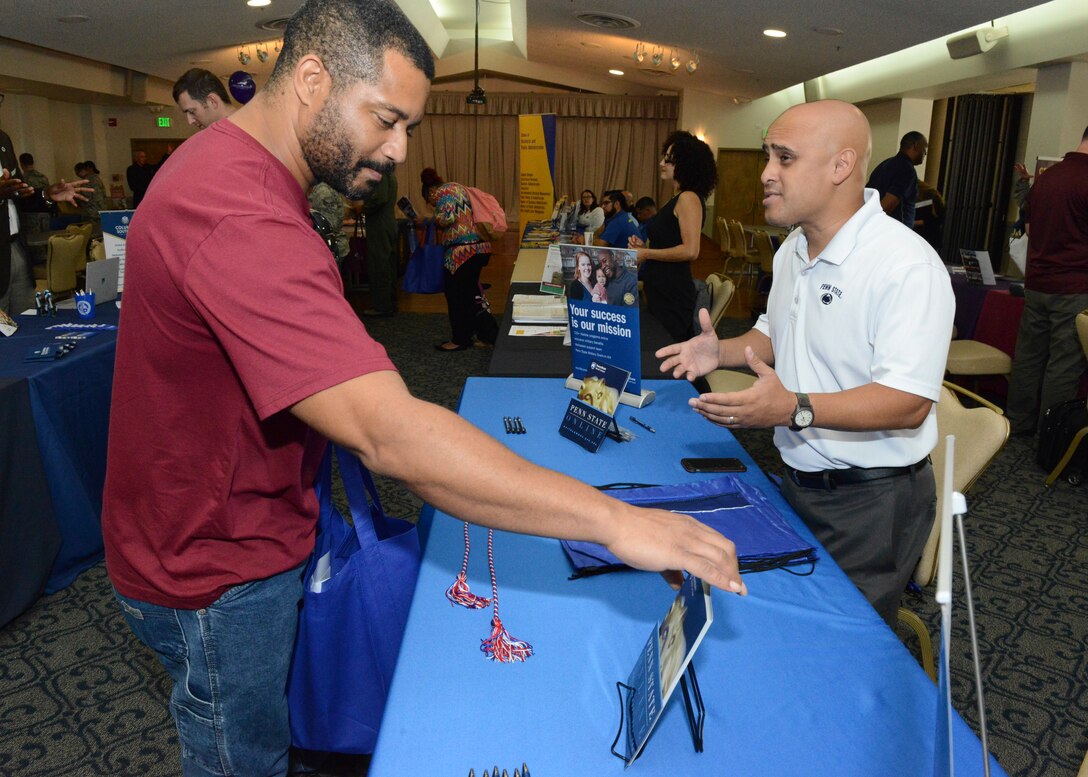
left=420, top=167, right=492, bottom=351
left=629, top=131, right=717, bottom=342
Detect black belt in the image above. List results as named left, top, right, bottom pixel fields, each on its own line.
left=785, top=458, right=930, bottom=490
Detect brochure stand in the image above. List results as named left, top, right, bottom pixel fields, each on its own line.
left=610, top=663, right=705, bottom=764
left=564, top=374, right=655, bottom=408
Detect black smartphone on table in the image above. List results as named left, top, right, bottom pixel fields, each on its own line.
left=681, top=457, right=747, bottom=473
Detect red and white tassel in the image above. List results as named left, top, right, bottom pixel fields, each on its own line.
left=479, top=529, right=533, bottom=663
left=446, top=522, right=491, bottom=609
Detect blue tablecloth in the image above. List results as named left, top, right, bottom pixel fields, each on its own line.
left=0, top=306, right=119, bottom=625
left=370, top=378, right=1005, bottom=776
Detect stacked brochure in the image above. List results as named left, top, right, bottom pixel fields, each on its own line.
left=511, top=293, right=568, bottom=324
left=562, top=477, right=818, bottom=576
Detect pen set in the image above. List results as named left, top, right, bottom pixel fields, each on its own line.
left=503, top=416, right=526, bottom=435
left=468, top=763, right=531, bottom=777
left=34, top=290, right=56, bottom=317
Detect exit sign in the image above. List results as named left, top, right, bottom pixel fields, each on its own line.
left=157, top=116, right=171, bottom=128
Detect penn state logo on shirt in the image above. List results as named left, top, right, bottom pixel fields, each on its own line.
left=819, top=283, right=843, bottom=306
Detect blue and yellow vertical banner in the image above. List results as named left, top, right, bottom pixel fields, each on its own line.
left=518, top=113, right=556, bottom=237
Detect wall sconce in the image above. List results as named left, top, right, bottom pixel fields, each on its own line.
left=256, top=43, right=269, bottom=63
left=238, top=46, right=251, bottom=66
left=686, top=53, right=699, bottom=74
left=651, top=46, right=663, bottom=66
left=633, top=41, right=646, bottom=63
left=669, top=50, right=681, bottom=71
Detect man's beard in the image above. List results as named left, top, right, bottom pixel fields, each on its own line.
left=301, top=99, right=394, bottom=199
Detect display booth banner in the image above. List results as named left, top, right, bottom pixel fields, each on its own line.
left=100, top=210, right=135, bottom=291
left=518, top=113, right=556, bottom=237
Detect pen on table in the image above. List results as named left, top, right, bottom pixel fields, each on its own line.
left=629, top=416, right=656, bottom=433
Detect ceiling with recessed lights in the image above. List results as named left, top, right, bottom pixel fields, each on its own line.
left=0, top=0, right=1061, bottom=101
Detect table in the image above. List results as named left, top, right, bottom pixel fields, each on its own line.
left=0, top=305, right=119, bottom=626
left=370, top=378, right=1006, bottom=776
left=950, top=273, right=1013, bottom=340
left=508, top=247, right=548, bottom=284
left=972, top=290, right=1025, bottom=358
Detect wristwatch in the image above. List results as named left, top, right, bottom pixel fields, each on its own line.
left=789, top=392, right=814, bottom=432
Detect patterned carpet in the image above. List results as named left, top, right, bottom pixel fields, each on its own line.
left=1, top=312, right=1085, bottom=776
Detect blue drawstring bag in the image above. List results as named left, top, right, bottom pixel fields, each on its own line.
left=287, top=445, right=421, bottom=754
left=401, top=218, right=445, bottom=294
left=561, top=477, right=818, bottom=577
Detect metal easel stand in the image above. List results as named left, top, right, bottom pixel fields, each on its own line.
left=610, top=662, right=705, bottom=764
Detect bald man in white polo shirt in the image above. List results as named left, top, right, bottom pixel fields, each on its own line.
left=657, top=100, right=954, bottom=626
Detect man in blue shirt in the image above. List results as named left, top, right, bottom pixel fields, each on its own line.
left=594, top=190, right=641, bottom=248
left=866, top=131, right=926, bottom=227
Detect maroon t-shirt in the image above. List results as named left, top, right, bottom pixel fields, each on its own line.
left=1024, top=151, right=1088, bottom=294
left=103, top=121, right=395, bottom=609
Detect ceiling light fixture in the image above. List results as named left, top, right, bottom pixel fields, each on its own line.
left=57, top=14, right=90, bottom=23
left=247, top=0, right=272, bottom=7
left=609, top=69, right=624, bottom=76
left=763, top=29, right=787, bottom=38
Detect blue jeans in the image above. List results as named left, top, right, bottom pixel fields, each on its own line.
left=113, top=564, right=305, bottom=777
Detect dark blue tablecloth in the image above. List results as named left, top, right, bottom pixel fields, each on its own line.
left=369, top=378, right=1006, bottom=776
left=0, top=305, right=119, bottom=625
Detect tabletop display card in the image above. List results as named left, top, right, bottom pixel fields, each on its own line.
left=959, top=248, right=996, bottom=286
left=559, top=360, right=630, bottom=453
left=564, top=245, right=642, bottom=397
left=0, top=308, right=17, bottom=337
left=623, top=575, right=713, bottom=766
left=100, top=209, right=135, bottom=291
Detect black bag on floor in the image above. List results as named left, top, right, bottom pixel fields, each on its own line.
left=473, top=283, right=499, bottom=345
left=1037, top=399, right=1088, bottom=485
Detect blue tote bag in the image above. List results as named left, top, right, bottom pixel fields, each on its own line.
left=401, top=218, right=445, bottom=294
left=287, top=445, right=421, bottom=754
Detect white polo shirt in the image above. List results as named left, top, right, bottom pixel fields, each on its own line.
left=753, top=189, right=954, bottom=471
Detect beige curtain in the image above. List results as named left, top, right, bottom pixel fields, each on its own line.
left=397, top=92, right=679, bottom=219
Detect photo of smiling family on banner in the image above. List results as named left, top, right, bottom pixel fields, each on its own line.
left=539, top=243, right=646, bottom=402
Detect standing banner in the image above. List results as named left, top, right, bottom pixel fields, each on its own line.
left=518, top=113, right=556, bottom=239
left=100, top=210, right=135, bottom=291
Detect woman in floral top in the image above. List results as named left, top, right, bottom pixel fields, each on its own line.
left=421, top=167, right=492, bottom=351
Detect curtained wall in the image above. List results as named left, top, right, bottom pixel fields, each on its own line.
left=399, top=92, right=679, bottom=219
left=938, top=94, right=1022, bottom=267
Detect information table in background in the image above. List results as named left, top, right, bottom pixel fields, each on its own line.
left=0, top=306, right=119, bottom=626
left=369, top=378, right=1006, bottom=777
left=950, top=272, right=1013, bottom=340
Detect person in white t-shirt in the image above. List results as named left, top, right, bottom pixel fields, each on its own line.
left=657, top=99, right=954, bottom=626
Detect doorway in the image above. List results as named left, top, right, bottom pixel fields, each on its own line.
left=714, top=149, right=767, bottom=228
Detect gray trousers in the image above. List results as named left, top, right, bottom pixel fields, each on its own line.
left=781, top=462, right=936, bottom=627
left=0, top=240, right=34, bottom=316
left=1006, top=290, right=1088, bottom=435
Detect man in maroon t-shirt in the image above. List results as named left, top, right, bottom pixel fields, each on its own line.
left=102, top=1, right=745, bottom=773
left=1007, top=127, right=1088, bottom=436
